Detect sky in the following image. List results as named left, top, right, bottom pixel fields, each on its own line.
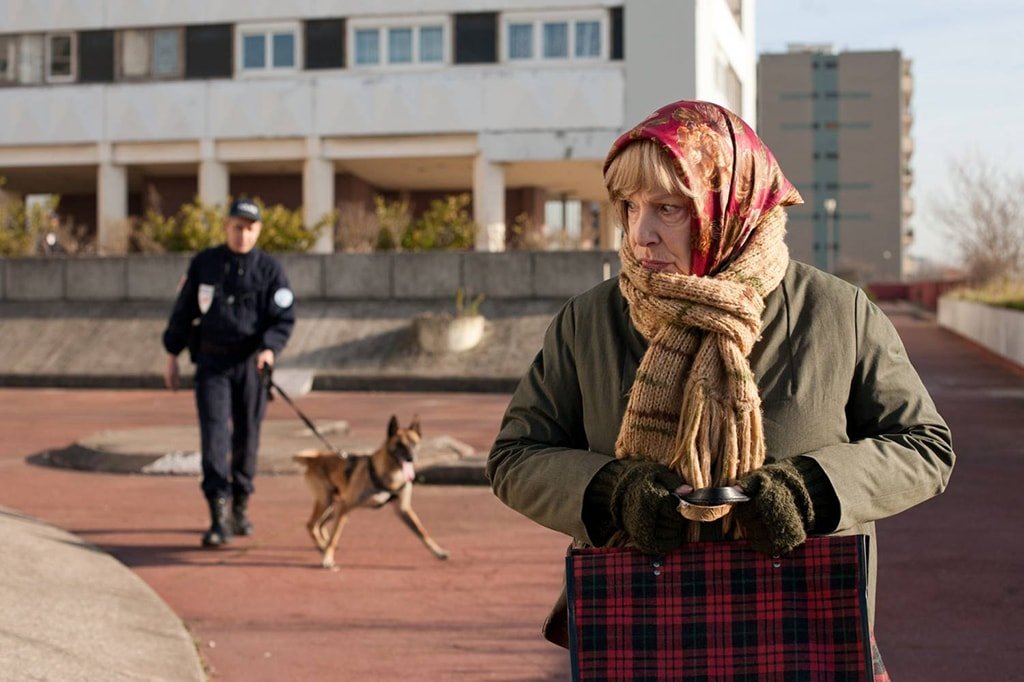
left=756, top=0, right=1024, bottom=265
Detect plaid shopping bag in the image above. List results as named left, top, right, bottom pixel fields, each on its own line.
left=567, top=536, right=876, bottom=682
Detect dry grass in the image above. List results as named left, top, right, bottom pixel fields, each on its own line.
left=951, top=279, right=1024, bottom=311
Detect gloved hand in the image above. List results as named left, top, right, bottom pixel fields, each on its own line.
left=586, top=459, right=688, bottom=554
left=259, top=362, right=275, bottom=401
left=733, top=460, right=815, bottom=556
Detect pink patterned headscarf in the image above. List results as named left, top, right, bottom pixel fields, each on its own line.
left=604, top=100, right=802, bottom=277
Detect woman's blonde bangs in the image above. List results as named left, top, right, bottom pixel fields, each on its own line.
left=605, top=141, right=696, bottom=227
left=605, top=140, right=694, bottom=204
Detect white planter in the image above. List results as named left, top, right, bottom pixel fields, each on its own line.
left=938, top=296, right=1024, bottom=368
left=414, top=314, right=485, bottom=353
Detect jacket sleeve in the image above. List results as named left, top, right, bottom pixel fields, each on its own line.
left=162, top=258, right=200, bottom=356
left=487, top=299, right=617, bottom=544
left=802, top=290, right=955, bottom=532
left=260, top=261, right=295, bottom=355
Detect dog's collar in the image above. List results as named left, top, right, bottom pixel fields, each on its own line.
left=367, top=456, right=405, bottom=497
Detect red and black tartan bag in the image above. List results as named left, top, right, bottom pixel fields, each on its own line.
left=567, top=535, right=888, bottom=681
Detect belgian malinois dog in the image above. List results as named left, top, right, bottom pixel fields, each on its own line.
left=292, top=415, right=449, bottom=568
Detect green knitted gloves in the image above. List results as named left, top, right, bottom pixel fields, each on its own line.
left=583, top=459, right=687, bottom=554
left=733, top=459, right=816, bottom=555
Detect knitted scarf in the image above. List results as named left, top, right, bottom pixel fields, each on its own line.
left=616, top=206, right=789, bottom=530
left=606, top=100, right=802, bottom=537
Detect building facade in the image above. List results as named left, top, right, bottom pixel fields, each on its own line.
left=0, top=0, right=755, bottom=254
left=758, top=47, right=914, bottom=282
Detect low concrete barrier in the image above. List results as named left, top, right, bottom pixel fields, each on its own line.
left=938, top=297, right=1024, bottom=368
left=126, top=254, right=191, bottom=300
left=0, top=251, right=619, bottom=302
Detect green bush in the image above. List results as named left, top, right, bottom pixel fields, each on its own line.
left=134, top=196, right=331, bottom=253
left=257, top=200, right=334, bottom=253
left=400, top=193, right=476, bottom=251
left=0, top=181, right=59, bottom=256
left=135, top=198, right=224, bottom=253
left=374, top=195, right=412, bottom=251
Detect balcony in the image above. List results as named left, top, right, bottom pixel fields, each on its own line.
left=0, top=64, right=626, bottom=147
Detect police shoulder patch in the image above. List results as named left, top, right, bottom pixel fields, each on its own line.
left=274, top=287, right=294, bottom=309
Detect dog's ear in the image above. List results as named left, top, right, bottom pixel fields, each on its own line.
left=387, top=415, right=399, bottom=438
left=409, top=415, right=421, bottom=436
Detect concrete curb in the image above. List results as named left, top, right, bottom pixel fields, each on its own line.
left=0, top=506, right=206, bottom=681
left=29, top=419, right=490, bottom=486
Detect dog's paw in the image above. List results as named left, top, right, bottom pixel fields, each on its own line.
left=435, top=550, right=450, bottom=561
left=321, top=556, right=336, bottom=569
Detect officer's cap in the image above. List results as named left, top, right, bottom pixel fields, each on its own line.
left=229, top=198, right=261, bottom=222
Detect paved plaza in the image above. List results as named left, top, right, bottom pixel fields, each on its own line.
left=1, top=305, right=1022, bottom=681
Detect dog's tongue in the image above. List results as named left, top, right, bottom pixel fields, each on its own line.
left=402, top=461, right=416, bottom=482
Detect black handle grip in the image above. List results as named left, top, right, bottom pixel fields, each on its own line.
left=676, top=486, right=749, bottom=507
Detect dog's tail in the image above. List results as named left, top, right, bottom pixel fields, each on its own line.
left=292, top=449, right=324, bottom=466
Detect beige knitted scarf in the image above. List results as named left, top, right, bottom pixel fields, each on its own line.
left=615, top=206, right=791, bottom=535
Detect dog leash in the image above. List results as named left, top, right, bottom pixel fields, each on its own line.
left=261, top=367, right=347, bottom=458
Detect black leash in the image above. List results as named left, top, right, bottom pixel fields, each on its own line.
left=261, top=367, right=346, bottom=457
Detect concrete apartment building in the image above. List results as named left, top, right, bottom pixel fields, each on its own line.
left=0, top=0, right=755, bottom=255
left=758, top=47, right=914, bottom=282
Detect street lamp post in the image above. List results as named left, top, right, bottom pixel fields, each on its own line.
left=823, top=198, right=837, bottom=273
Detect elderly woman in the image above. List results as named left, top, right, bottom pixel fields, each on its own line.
left=486, top=100, right=954, bottom=654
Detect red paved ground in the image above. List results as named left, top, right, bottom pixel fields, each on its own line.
left=0, top=307, right=1021, bottom=681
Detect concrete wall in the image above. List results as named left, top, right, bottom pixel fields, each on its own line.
left=938, top=297, right=1024, bottom=368
left=0, top=251, right=621, bottom=302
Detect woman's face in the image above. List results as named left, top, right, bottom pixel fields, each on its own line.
left=624, top=190, right=693, bottom=275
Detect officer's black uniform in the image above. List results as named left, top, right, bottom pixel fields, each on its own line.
left=162, top=201, right=294, bottom=546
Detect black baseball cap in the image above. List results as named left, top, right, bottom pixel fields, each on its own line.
left=229, top=197, right=261, bottom=222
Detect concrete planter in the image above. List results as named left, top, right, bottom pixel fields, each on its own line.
left=938, top=296, right=1024, bottom=368
left=414, top=314, right=485, bottom=353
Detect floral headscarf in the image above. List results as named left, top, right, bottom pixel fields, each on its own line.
left=604, top=100, right=802, bottom=276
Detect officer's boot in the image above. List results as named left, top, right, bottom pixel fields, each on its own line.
left=201, top=496, right=233, bottom=547
left=232, top=493, right=253, bottom=536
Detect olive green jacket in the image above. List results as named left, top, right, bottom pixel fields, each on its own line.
left=487, top=261, right=954, bottom=636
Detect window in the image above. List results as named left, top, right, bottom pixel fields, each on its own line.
left=543, top=22, right=568, bottom=58
left=715, top=50, right=743, bottom=114
left=348, top=16, right=449, bottom=68
left=388, top=28, right=412, bottom=64
left=354, top=29, right=379, bottom=65
left=420, top=26, right=443, bottom=63
left=119, top=28, right=182, bottom=80
left=236, top=22, right=300, bottom=74
left=45, top=32, right=76, bottom=82
left=305, top=19, right=345, bottom=70
left=272, top=32, right=295, bottom=68
left=17, top=35, right=44, bottom=84
left=185, top=24, right=232, bottom=79
left=0, top=36, right=14, bottom=82
left=508, top=23, right=532, bottom=60
left=454, top=12, right=497, bottom=64
left=501, top=11, right=608, bottom=63
left=575, top=21, right=601, bottom=58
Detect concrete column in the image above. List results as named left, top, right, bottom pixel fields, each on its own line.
left=198, top=139, right=229, bottom=208
left=304, top=136, right=335, bottom=254
left=472, top=155, right=505, bottom=252
left=96, top=144, right=129, bottom=255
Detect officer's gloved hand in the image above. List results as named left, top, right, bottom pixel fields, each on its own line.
left=733, top=460, right=815, bottom=556
left=584, top=459, right=687, bottom=554
left=259, top=363, right=274, bottom=401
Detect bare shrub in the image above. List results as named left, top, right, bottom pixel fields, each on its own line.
left=933, top=155, right=1024, bottom=284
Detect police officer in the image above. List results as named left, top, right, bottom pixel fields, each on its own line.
left=162, top=198, right=295, bottom=547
